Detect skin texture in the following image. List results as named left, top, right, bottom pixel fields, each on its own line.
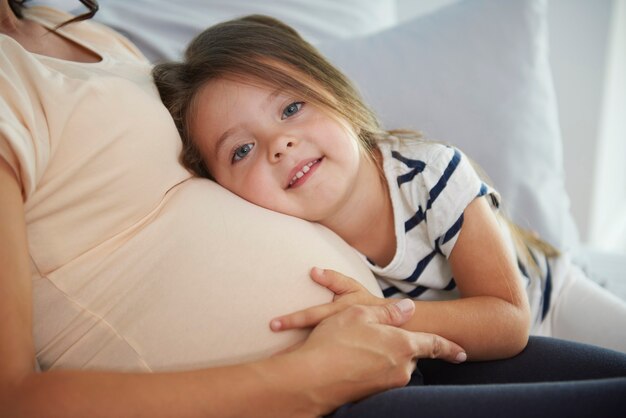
left=196, top=77, right=531, bottom=360
left=0, top=3, right=467, bottom=416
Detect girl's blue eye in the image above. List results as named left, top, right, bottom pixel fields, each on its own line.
left=232, top=143, right=254, bottom=163
left=282, top=102, right=303, bottom=119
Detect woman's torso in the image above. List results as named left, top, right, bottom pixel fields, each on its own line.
left=1, top=7, right=379, bottom=372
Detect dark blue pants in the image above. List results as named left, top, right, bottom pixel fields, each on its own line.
left=330, top=337, right=626, bottom=418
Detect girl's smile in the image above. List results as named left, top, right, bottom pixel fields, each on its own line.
left=287, top=157, right=323, bottom=189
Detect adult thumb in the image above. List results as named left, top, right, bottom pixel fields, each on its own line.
left=376, top=299, right=415, bottom=327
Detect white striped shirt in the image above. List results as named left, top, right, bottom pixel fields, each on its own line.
left=365, top=135, right=552, bottom=328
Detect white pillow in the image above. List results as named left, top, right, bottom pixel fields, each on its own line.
left=79, top=0, right=578, bottom=251
left=318, top=0, right=579, bottom=251
left=90, top=0, right=397, bottom=63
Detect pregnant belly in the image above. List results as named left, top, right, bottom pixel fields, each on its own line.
left=33, top=178, right=379, bottom=372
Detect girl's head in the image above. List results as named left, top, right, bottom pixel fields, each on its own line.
left=153, top=15, right=383, bottom=179
left=153, top=15, right=386, bottom=221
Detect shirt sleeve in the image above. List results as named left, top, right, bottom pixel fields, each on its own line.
left=0, top=38, right=50, bottom=200
left=420, top=144, right=500, bottom=258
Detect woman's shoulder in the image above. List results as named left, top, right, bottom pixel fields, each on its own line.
left=23, top=6, right=147, bottom=62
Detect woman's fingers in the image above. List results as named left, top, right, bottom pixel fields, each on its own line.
left=368, top=298, right=415, bottom=327
left=271, top=268, right=376, bottom=331
left=411, top=332, right=467, bottom=364
left=290, top=301, right=467, bottom=410
left=270, top=302, right=342, bottom=331
left=340, top=301, right=467, bottom=364
left=310, top=267, right=364, bottom=296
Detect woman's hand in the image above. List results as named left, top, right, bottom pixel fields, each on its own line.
left=270, top=267, right=385, bottom=331
left=280, top=300, right=467, bottom=416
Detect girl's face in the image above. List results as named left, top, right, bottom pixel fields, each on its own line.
left=191, top=77, right=363, bottom=222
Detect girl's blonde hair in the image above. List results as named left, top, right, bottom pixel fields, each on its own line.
left=152, top=14, right=384, bottom=180
left=152, top=15, right=558, bottom=263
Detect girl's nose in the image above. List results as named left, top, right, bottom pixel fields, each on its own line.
left=270, top=138, right=295, bottom=161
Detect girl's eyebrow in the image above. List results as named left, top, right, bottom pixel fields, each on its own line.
left=268, top=88, right=282, bottom=103
left=214, top=127, right=236, bottom=157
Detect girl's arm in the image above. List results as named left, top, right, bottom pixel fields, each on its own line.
left=408, top=196, right=531, bottom=360
left=273, top=197, right=530, bottom=361
left=0, top=158, right=465, bottom=418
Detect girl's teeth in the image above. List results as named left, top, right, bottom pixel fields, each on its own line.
left=290, top=160, right=319, bottom=185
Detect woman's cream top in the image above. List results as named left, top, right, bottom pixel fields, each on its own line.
left=0, top=7, right=378, bottom=372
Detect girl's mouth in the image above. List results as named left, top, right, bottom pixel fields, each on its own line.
left=287, top=157, right=323, bottom=188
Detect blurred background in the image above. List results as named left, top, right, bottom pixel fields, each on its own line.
left=398, top=0, right=626, bottom=258
left=37, top=0, right=626, bottom=258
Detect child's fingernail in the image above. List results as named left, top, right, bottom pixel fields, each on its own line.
left=393, top=299, right=414, bottom=314
left=270, top=320, right=282, bottom=331
left=455, top=352, right=467, bottom=363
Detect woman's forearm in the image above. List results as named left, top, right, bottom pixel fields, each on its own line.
left=4, top=302, right=467, bottom=418
left=4, top=355, right=323, bottom=418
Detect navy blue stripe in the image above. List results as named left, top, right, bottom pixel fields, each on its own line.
left=382, top=286, right=400, bottom=298
left=403, top=149, right=461, bottom=233
left=477, top=182, right=488, bottom=197
left=541, top=255, right=552, bottom=320
left=391, top=150, right=426, bottom=169
left=382, top=279, right=456, bottom=299
left=392, top=150, right=427, bottom=186
left=426, top=149, right=461, bottom=211
left=444, top=278, right=457, bottom=291
left=407, top=286, right=429, bottom=298
left=397, top=170, right=421, bottom=186
left=490, top=194, right=500, bottom=208
left=440, top=213, right=464, bottom=245
left=517, top=258, right=529, bottom=279
left=407, top=278, right=455, bottom=298
left=405, top=249, right=438, bottom=282
left=481, top=182, right=500, bottom=208
left=433, top=236, right=444, bottom=256
left=404, top=207, right=425, bottom=232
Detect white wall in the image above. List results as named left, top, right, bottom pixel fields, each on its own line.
left=396, top=0, right=626, bottom=256
left=548, top=0, right=625, bottom=255
left=588, top=0, right=626, bottom=254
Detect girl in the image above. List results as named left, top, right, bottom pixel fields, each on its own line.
left=153, top=15, right=626, bottom=357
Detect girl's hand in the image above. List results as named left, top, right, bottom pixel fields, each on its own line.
left=270, top=267, right=386, bottom=331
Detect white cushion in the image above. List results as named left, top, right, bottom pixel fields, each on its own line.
left=90, top=0, right=396, bottom=63
left=76, top=0, right=578, bottom=250
left=318, top=0, right=579, bottom=251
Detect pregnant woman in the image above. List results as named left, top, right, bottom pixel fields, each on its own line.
left=1, top=2, right=625, bottom=417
